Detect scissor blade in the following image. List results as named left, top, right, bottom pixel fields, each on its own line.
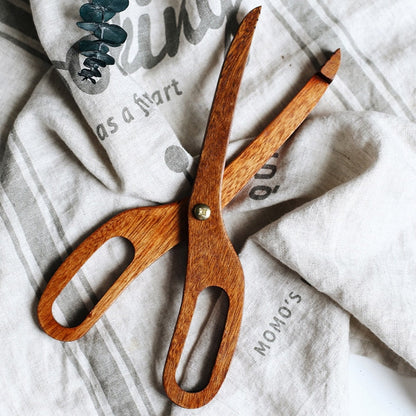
left=191, top=7, right=261, bottom=201
left=222, top=49, right=341, bottom=206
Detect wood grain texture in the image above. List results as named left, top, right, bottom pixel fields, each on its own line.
left=162, top=7, right=260, bottom=409
left=222, top=48, right=341, bottom=206
left=37, top=201, right=186, bottom=341
left=37, top=50, right=340, bottom=344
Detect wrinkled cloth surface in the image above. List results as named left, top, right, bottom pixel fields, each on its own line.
left=1, top=0, right=416, bottom=415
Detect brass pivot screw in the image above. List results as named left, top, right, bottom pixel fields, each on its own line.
left=193, top=204, right=211, bottom=220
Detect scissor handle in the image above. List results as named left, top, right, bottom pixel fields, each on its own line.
left=163, top=8, right=259, bottom=407
left=37, top=201, right=186, bottom=341
left=163, top=203, right=244, bottom=408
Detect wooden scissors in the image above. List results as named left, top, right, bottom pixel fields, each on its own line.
left=37, top=6, right=340, bottom=408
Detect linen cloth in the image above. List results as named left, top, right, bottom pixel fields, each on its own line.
left=1, top=0, right=416, bottom=414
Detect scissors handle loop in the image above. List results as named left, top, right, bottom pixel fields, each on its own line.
left=37, top=202, right=185, bottom=341
left=163, top=169, right=246, bottom=408
left=162, top=7, right=261, bottom=408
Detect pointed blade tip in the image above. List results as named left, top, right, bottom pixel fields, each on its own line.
left=244, top=6, right=262, bottom=25
left=320, top=48, right=341, bottom=82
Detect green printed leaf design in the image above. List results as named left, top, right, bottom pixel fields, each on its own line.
left=93, top=0, right=129, bottom=13
left=78, top=39, right=110, bottom=54
left=76, top=0, right=129, bottom=83
left=81, top=51, right=115, bottom=65
left=93, top=23, right=127, bottom=45
left=83, top=57, right=104, bottom=68
left=76, top=22, right=99, bottom=32
left=80, top=4, right=115, bottom=23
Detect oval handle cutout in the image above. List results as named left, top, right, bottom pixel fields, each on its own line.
left=51, top=236, right=134, bottom=328
left=175, top=286, right=229, bottom=392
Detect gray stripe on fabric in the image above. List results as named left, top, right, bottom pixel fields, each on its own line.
left=264, top=0, right=352, bottom=111
left=0, top=124, right=7, bottom=162
left=1, top=142, right=90, bottom=321
left=0, top=204, right=106, bottom=416
left=12, top=129, right=67, bottom=242
left=276, top=0, right=393, bottom=114
left=0, top=200, right=41, bottom=298
left=10, top=129, right=98, bottom=304
left=102, top=322, right=157, bottom=416
left=79, top=329, right=145, bottom=416
left=62, top=343, right=107, bottom=416
left=0, top=0, right=37, bottom=39
left=314, top=0, right=415, bottom=121
left=0, top=29, right=49, bottom=62
left=265, top=0, right=321, bottom=68
left=10, top=130, right=156, bottom=415
left=274, top=0, right=415, bottom=121
left=6, top=0, right=31, bottom=12
left=11, top=132, right=80, bottom=266
left=1, top=144, right=142, bottom=415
